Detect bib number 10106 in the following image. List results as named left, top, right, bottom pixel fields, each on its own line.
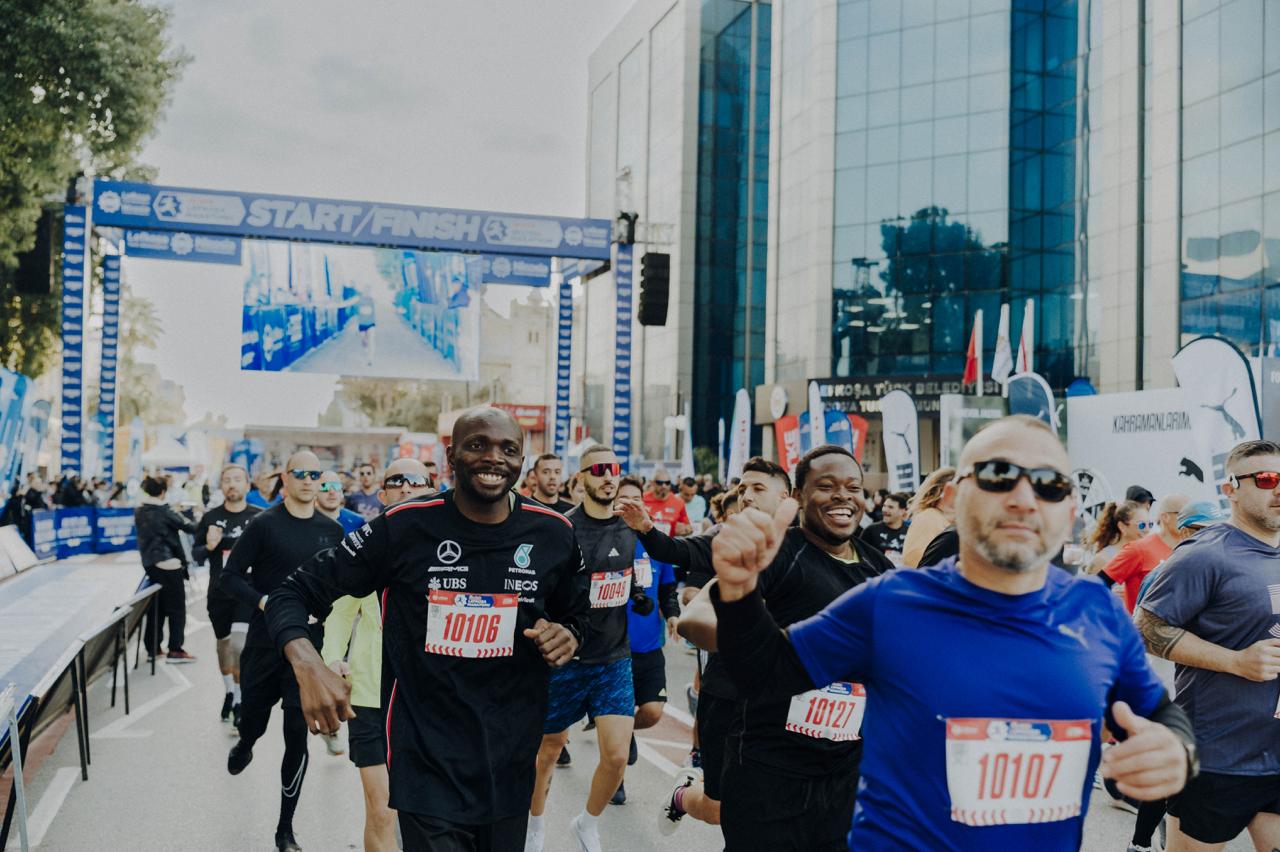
left=425, top=591, right=518, bottom=658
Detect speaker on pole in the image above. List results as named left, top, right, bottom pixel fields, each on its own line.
left=638, top=251, right=669, bottom=326
left=12, top=208, right=59, bottom=296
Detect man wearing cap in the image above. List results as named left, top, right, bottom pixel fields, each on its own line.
left=1102, top=493, right=1190, bottom=614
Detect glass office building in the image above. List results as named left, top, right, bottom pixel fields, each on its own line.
left=1179, top=0, right=1280, bottom=358
left=831, top=0, right=1082, bottom=389
left=693, top=0, right=771, bottom=446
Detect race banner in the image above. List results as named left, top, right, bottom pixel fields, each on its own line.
left=808, top=380, right=827, bottom=447
left=59, top=204, right=87, bottom=475
left=476, top=254, right=553, bottom=287
left=99, top=255, right=122, bottom=482
left=0, top=368, right=32, bottom=484
left=880, top=390, right=920, bottom=491
left=553, top=274, right=573, bottom=455
left=726, top=389, right=751, bottom=481
left=122, top=228, right=242, bottom=264
left=774, top=414, right=801, bottom=472
left=610, top=244, right=633, bottom=471
left=939, top=394, right=1007, bottom=468
left=847, top=413, right=868, bottom=464
left=93, top=179, right=612, bottom=261
left=1007, top=372, right=1060, bottom=429
left=1172, top=335, right=1263, bottom=488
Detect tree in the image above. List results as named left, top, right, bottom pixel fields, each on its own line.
left=0, top=0, right=186, bottom=374
left=117, top=285, right=185, bottom=425
left=334, top=377, right=468, bottom=433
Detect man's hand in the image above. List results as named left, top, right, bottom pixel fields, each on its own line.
left=205, top=525, right=224, bottom=550
left=523, top=618, right=578, bottom=667
left=613, top=497, right=653, bottom=534
left=1100, top=701, right=1189, bottom=800
left=1232, top=639, right=1280, bottom=682
left=328, top=660, right=351, bottom=680
left=674, top=522, right=693, bottom=537
left=711, top=498, right=799, bottom=601
left=666, top=616, right=680, bottom=640
left=285, top=639, right=355, bottom=736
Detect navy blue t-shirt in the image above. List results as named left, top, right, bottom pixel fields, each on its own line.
left=1140, top=522, right=1280, bottom=775
left=788, top=559, right=1166, bottom=851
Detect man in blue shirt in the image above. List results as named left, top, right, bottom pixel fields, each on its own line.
left=1137, top=439, right=1280, bottom=851
left=709, top=415, right=1195, bottom=851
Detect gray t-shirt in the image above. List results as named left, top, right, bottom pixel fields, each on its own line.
left=1140, top=523, right=1280, bottom=775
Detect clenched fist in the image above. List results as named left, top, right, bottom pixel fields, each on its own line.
left=711, top=498, right=798, bottom=601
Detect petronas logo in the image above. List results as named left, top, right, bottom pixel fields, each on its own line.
left=514, top=543, right=533, bottom=568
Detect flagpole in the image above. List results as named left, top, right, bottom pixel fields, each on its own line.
left=974, top=309, right=983, bottom=395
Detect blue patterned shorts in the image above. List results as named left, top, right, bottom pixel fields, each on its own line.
left=543, top=656, right=634, bottom=733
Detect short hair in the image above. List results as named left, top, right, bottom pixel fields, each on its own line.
left=1227, top=440, right=1280, bottom=474
left=793, top=445, right=859, bottom=491
left=219, top=464, right=249, bottom=481
left=534, top=453, right=561, bottom=470
left=974, top=413, right=1056, bottom=437
left=681, top=476, right=697, bottom=487
left=909, top=467, right=956, bottom=516
left=1125, top=485, right=1155, bottom=505
left=618, top=475, right=644, bottom=493
left=742, top=456, right=793, bottom=492
left=357, top=462, right=376, bottom=473
left=885, top=492, right=911, bottom=511
left=579, top=444, right=614, bottom=464
left=141, top=476, right=167, bottom=498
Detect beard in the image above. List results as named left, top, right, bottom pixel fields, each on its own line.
left=584, top=480, right=616, bottom=506
left=958, top=510, right=1058, bottom=574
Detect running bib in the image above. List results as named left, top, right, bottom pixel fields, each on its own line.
left=945, top=718, right=1092, bottom=826
left=424, top=590, right=518, bottom=658
left=589, top=569, right=632, bottom=608
left=785, top=682, right=866, bottom=741
left=634, top=557, right=653, bottom=589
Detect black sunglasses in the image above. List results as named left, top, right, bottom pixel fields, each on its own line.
left=289, top=469, right=323, bottom=481
left=958, top=460, right=1074, bottom=503
left=653, top=479, right=672, bottom=486
left=384, top=473, right=429, bottom=489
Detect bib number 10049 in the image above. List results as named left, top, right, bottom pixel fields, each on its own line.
left=945, top=718, right=1091, bottom=826
left=425, top=591, right=518, bottom=658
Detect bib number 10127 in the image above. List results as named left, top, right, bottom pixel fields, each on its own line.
left=785, top=682, right=866, bottom=741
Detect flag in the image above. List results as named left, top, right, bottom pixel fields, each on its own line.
left=1173, top=335, right=1263, bottom=489
left=679, top=401, right=695, bottom=480
left=726, top=390, right=751, bottom=481
left=807, top=380, right=827, bottom=447
left=1016, top=298, right=1034, bottom=374
left=880, top=390, right=921, bottom=491
left=992, top=303, right=1014, bottom=385
left=962, top=309, right=983, bottom=388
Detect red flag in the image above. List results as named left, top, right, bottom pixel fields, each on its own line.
left=962, top=324, right=979, bottom=385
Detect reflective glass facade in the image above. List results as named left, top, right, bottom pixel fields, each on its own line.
left=831, top=0, right=1081, bottom=388
left=1180, top=0, right=1280, bottom=357
left=693, top=0, right=771, bottom=445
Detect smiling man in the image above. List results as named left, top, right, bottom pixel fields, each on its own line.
left=709, top=415, right=1196, bottom=851
left=264, top=407, right=591, bottom=852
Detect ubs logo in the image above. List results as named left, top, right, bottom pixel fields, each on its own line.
left=437, top=540, right=462, bottom=564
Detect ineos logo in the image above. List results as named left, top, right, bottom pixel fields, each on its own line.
left=436, top=540, right=462, bottom=564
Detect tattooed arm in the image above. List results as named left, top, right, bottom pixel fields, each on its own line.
left=1135, top=607, right=1280, bottom=682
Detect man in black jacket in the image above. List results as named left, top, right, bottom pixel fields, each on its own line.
left=265, top=408, right=590, bottom=852
left=135, top=475, right=199, bottom=663
left=220, top=451, right=343, bottom=852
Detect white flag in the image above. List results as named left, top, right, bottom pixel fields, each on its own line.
left=991, top=303, right=1014, bottom=385
left=1016, top=298, right=1035, bottom=374
left=807, top=381, right=827, bottom=447
left=726, top=389, right=751, bottom=481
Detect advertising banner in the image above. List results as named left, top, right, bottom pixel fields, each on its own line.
left=93, top=507, right=137, bottom=553
left=1007, top=372, right=1061, bottom=429
left=774, top=415, right=802, bottom=472
left=807, top=381, right=827, bottom=447
left=1262, top=357, right=1280, bottom=440
left=726, top=389, right=751, bottom=481
left=122, top=229, right=242, bottom=264
left=816, top=374, right=1003, bottom=416
left=476, top=254, right=553, bottom=287
left=610, top=245, right=634, bottom=471
left=93, top=179, right=612, bottom=261
left=240, top=240, right=480, bottom=381
left=846, top=414, right=868, bottom=464
left=99, top=255, right=122, bottom=482
left=939, top=395, right=1007, bottom=468
left=880, top=390, right=921, bottom=491
left=29, top=509, right=57, bottom=561
left=553, top=275, right=573, bottom=455
left=60, top=204, right=87, bottom=475
left=54, top=507, right=96, bottom=558
left=1066, top=388, right=1217, bottom=504
left=1172, top=336, right=1263, bottom=488
left=0, top=367, right=32, bottom=484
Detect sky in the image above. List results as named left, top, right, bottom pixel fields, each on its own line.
left=124, top=0, right=630, bottom=427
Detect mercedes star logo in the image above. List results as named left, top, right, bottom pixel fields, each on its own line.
left=436, top=540, right=462, bottom=564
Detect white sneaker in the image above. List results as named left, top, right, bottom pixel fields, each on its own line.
left=569, top=813, right=604, bottom=852
left=321, top=730, right=346, bottom=756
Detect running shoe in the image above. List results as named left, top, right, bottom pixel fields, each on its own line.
left=628, top=735, right=638, bottom=766
left=145, top=650, right=164, bottom=663
left=275, top=829, right=302, bottom=851
left=231, top=703, right=242, bottom=731
left=682, top=748, right=701, bottom=770
left=165, top=650, right=196, bottom=664
left=610, top=781, right=626, bottom=805
left=658, top=770, right=699, bottom=836
left=1103, top=777, right=1139, bottom=815
left=568, top=813, right=603, bottom=852
left=220, top=692, right=234, bottom=722
left=322, top=730, right=345, bottom=756
left=227, top=740, right=254, bottom=775
left=557, top=746, right=571, bottom=767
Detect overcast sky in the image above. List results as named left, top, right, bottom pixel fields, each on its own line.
left=125, top=0, right=629, bottom=427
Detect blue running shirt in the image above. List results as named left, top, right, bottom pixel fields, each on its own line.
left=787, top=558, right=1166, bottom=851
left=627, top=540, right=675, bottom=654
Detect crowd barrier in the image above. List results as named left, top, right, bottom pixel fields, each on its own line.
left=24, top=507, right=137, bottom=562
left=240, top=299, right=353, bottom=371
left=0, top=583, right=161, bottom=848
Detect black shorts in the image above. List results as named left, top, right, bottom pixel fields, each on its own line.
left=239, top=643, right=302, bottom=710
left=398, top=810, right=527, bottom=852
left=631, top=648, right=667, bottom=706
left=348, top=704, right=386, bottom=769
left=719, top=752, right=857, bottom=852
left=206, top=592, right=253, bottom=639
left=1167, top=770, right=1280, bottom=844
left=696, top=692, right=737, bottom=801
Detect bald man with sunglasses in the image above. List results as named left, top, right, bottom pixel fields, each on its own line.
left=707, top=415, right=1194, bottom=851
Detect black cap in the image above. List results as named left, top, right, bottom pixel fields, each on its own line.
left=1125, top=485, right=1155, bottom=505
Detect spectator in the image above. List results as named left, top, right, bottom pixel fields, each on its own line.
left=644, top=467, right=693, bottom=536
left=1084, top=500, right=1149, bottom=575
left=679, top=476, right=708, bottom=526
left=135, top=475, right=200, bottom=663
left=900, top=467, right=956, bottom=567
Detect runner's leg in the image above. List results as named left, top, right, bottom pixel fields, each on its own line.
left=1246, top=812, right=1280, bottom=850
left=1131, top=799, right=1166, bottom=849
left=530, top=730, right=569, bottom=817
left=586, top=714, right=633, bottom=816
left=277, top=704, right=310, bottom=838
left=358, top=764, right=398, bottom=852
left=1164, top=816, right=1227, bottom=852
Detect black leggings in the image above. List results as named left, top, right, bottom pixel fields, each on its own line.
left=1132, top=798, right=1166, bottom=847
left=142, top=567, right=186, bottom=654
left=278, top=707, right=309, bottom=834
